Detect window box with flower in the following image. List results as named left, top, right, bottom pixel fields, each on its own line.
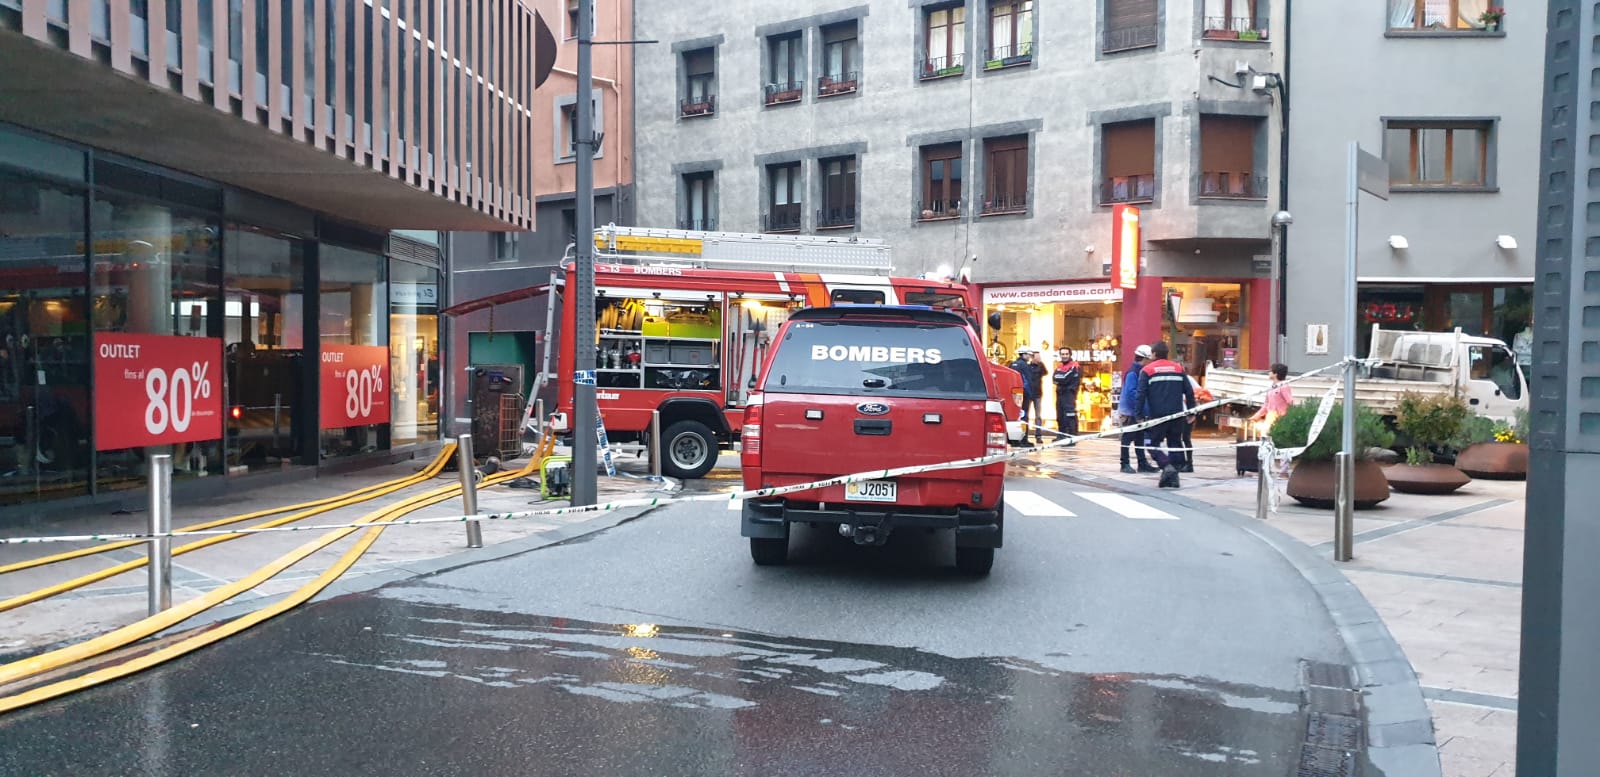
left=1479, top=6, right=1505, bottom=32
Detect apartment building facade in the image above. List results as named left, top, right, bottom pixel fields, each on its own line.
left=0, top=0, right=542, bottom=511
left=444, top=0, right=636, bottom=425
left=1286, top=1, right=1543, bottom=377
left=634, top=0, right=1287, bottom=430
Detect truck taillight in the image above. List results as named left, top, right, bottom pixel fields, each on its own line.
left=987, top=411, right=1008, bottom=457
left=741, top=396, right=764, bottom=459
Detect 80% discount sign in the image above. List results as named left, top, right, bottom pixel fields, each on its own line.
left=93, top=334, right=224, bottom=451
left=320, top=345, right=391, bottom=429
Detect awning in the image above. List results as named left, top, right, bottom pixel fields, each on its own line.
left=439, top=283, right=554, bottom=317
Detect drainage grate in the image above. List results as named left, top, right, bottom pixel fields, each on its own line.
left=1297, top=744, right=1355, bottom=777
left=1304, top=660, right=1354, bottom=689
left=1307, top=686, right=1360, bottom=717
left=1306, top=712, right=1362, bottom=751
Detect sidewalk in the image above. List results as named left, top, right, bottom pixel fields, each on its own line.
left=0, top=448, right=677, bottom=655
left=1027, top=434, right=1523, bottom=777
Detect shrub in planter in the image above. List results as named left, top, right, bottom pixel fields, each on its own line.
left=1388, top=392, right=1473, bottom=494
left=1454, top=408, right=1529, bottom=480
left=1270, top=400, right=1395, bottom=508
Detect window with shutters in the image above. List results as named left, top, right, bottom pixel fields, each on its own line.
left=681, top=172, right=717, bottom=231
left=764, top=34, right=805, bottom=106
left=765, top=163, right=803, bottom=232
left=982, top=136, right=1030, bottom=214
left=681, top=48, right=717, bottom=117
left=922, top=4, right=967, bottom=78
left=820, top=21, right=860, bottom=96
left=1202, top=0, right=1266, bottom=38
left=1103, top=0, right=1158, bottom=53
left=920, top=143, right=964, bottom=220
left=986, top=0, right=1035, bottom=65
left=1199, top=116, right=1265, bottom=199
left=1383, top=120, right=1493, bottom=189
left=1102, top=119, right=1156, bottom=204
left=818, top=157, right=858, bottom=229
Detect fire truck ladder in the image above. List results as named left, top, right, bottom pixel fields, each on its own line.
left=585, top=224, right=894, bottom=276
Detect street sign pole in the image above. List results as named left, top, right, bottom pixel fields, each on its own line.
left=1519, top=1, right=1600, bottom=770
left=570, top=0, right=597, bottom=507
left=1336, top=142, right=1389, bottom=562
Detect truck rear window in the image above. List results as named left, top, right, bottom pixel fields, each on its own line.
left=764, top=321, right=987, bottom=398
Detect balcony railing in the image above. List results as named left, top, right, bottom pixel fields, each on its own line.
left=818, top=72, right=859, bottom=97
left=984, top=42, right=1034, bottom=68
left=918, top=199, right=963, bottom=220
left=1103, top=174, right=1156, bottom=204
left=762, top=206, right=802, bottom=232
left=981, top=193, right=1028, bottom=215
left=678, top=217, right=717, bottom=230
left=763, top=81, right=804, bottom=105
left=1102, top=25, right=1158, bottom=53
left=679, top=95, right=716, bottom=118
left=817, top=205, right=857, bottom=228
left=919, top=55, right=965, bottom=80
left=1200, top=171, right=1268, bottom=199
left=1201, top=17, right=1267, bottom=40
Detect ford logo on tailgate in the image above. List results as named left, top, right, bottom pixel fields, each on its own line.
left=856, top=402, right=890, bottom=416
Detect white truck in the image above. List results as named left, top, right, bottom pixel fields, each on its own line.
left=1205, top=326, right=1529, bottom=423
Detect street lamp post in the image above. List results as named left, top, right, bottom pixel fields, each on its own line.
left=1269, top=211, right=1293, bottom=366
left=570, top=0, right=598, bottom=507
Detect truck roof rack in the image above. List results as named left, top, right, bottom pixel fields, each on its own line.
left=583, top=223, right=894, bottom=275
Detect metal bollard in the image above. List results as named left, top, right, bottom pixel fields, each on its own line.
left=534, top=398, right=545, bottom=439
left=147, top=454, right=173, bottom=615
left=1333, top=452, right=1354, bottom=562
left=1254, top=463, right=1269, bottom=522
left=457, top=434, right=484, bottom=548
left=650, top=410, right=662, bottom=479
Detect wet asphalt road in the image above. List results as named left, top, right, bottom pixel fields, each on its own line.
left=0, top=471, right=1348, bottom=776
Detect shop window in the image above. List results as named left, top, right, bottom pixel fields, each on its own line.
left=90, top=192, right=225, bottom=493
left=1102, top=119, right=1156, bottom=204
left=225, top=226, right=307, bottom=472
left=319, top=244, right=387, bottom=459
left=0, top=172, right=91, bottom=506
left=390, top=259, right=440, bottom=446
left=590, top=293, right=725, bottom=393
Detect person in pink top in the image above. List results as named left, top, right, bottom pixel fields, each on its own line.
left=1252, top=363, right=1293, bottom=430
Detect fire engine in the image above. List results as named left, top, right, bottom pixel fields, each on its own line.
left=507, top=225, right=1006, bottom=480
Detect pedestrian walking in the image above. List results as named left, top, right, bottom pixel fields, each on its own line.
left=1118, top=345, right=1158, bottom=473
left=1052, top=347, right=1082, bottom=439
left=1131, top=341, right=1197, bottom=489
left=1251, top=363, right=1293, bottom=475
left=1010, top=347, right=1046, bottom=444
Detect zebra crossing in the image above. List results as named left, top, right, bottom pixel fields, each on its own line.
left=724, top=489, right=1179, bottom=521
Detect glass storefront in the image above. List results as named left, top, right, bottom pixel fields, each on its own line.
left=226, top=226, right=307, bottom=472
left=984, top=292, right=1124, bottom=432
left=0, top=124, right=442, bottom=509
left=91, top=192, right=225, bottom=491
left=1161, top=281, right=1250, bottom=379
left=0, top=169, right=91, bottom=505
left=1357, top=282, right=1533, bottom=387
left=319, top=244, right=387, bottom=458
left=389, top=258, right=440, bottom=445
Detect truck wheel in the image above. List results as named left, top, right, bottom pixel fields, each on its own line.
left=662, top=420, right=717, bottom=479
left=955, top=546, right=994, bottom=576
left=750, top=537, right=788, bottom=566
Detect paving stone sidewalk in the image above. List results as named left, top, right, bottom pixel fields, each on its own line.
left=1027, top=433, right=1523, bottom=777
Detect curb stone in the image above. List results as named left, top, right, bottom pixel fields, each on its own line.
left=1033, top=464, right=1442, bottom=777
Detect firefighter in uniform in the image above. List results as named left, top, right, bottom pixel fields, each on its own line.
left=1051, top=347, right=1082, bottom=438
left=1131, top=341, right=1197, bottom=489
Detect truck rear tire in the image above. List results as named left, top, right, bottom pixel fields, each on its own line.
left=662, top=420, right=718, bottom=479
left=955, top=546, right=994, bottom=576
left=750, top=537, right=788, bottom=566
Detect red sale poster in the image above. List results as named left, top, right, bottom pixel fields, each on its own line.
left=320, top=344, right=391, bottom=429
left=93, top=334, right=224, bottom=451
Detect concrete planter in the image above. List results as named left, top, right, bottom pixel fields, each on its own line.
left=1454, top=442, right=1528, bottom=480
left=1383, top=463, right=1472, bottom=495
left=1287, top=459, right=1391, bottom=509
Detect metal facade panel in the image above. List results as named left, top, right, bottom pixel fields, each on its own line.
left=292, top=0, right=307, bottom=138
left=109, top=0, right=132, bottom=73
left=180, top=0, right=200, bottom=99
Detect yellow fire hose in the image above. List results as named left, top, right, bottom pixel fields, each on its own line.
left=0, top=439, right=552, bottom=712
left=0, top=444, right=458, bottom=614
left=0, top=445, right=461, bottom=577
